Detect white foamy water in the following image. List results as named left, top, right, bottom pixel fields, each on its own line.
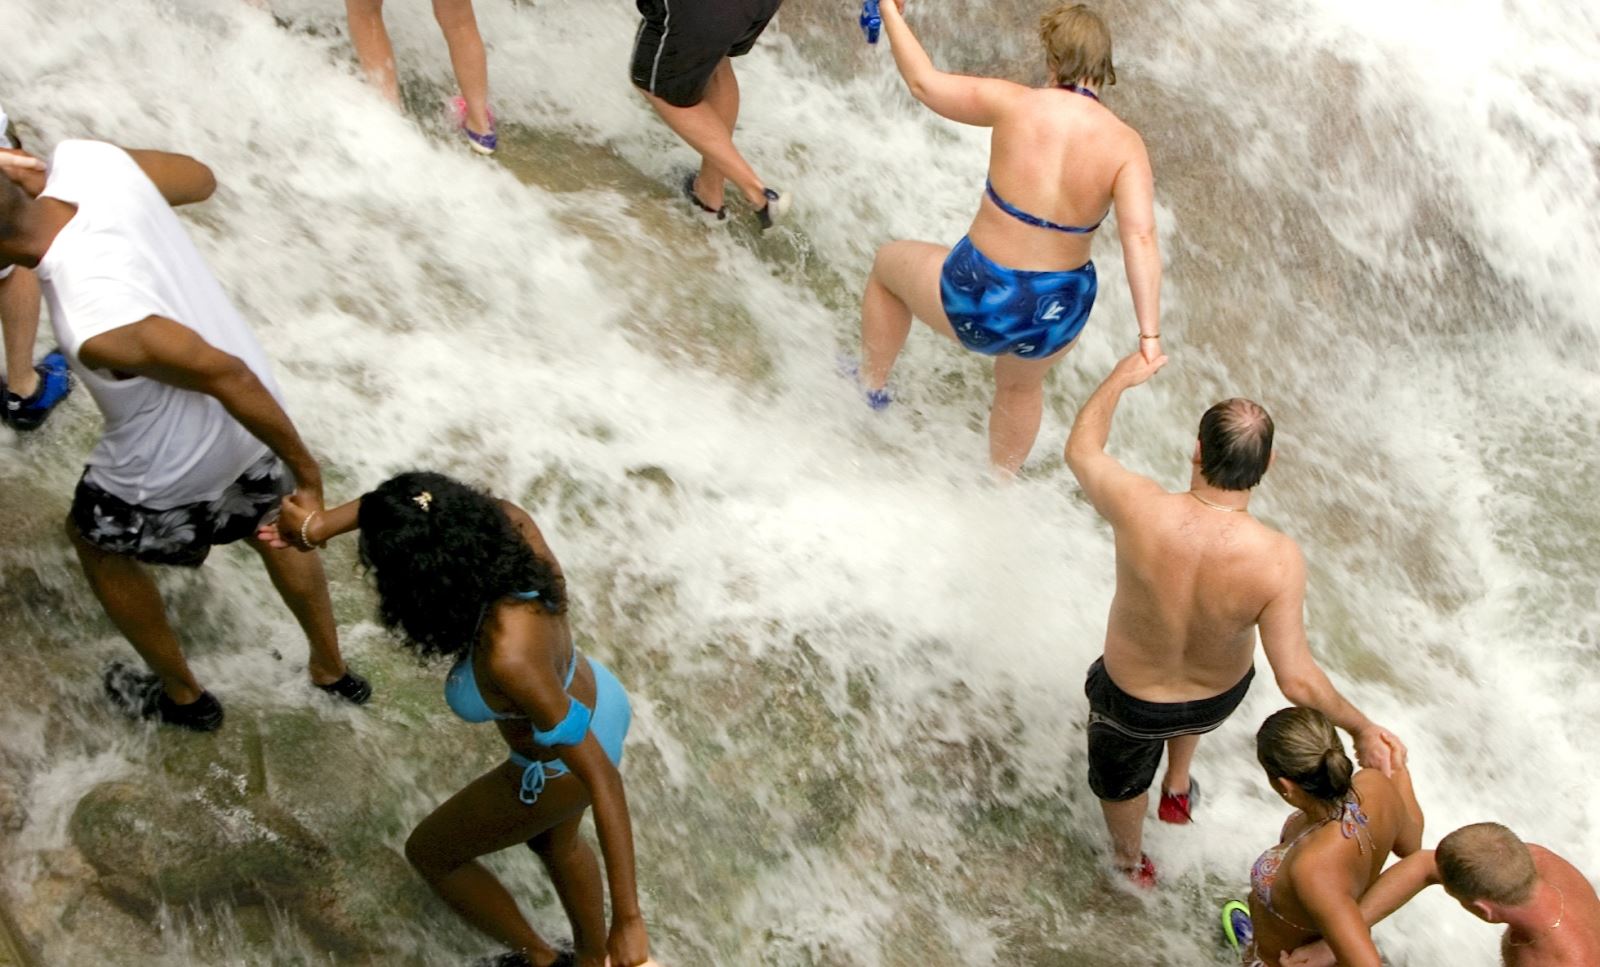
left=0, top=0, right=1596, bottom=963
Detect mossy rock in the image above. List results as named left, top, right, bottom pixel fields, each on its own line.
left=68, top=779, right=374, bottom=956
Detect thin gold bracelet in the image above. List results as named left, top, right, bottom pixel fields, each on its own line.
left=1139, top=333, right=1161, bottom=340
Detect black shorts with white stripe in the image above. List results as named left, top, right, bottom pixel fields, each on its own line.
left=629, top=0, right=783, bottom=108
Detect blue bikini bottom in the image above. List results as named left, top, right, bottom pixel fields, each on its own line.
left=939, top=236, right=1097, bottom=359
left=508, top=658, right=631, bottom=805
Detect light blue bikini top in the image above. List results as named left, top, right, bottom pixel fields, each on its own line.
left=444, top=590, right=587, bottom=747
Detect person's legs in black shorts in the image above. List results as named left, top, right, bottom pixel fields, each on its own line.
left=629, top=0, right=787, bottom=217
left=1083, top=657, right=1254, bottom=873
left=67, top=455, right=358, bottom=722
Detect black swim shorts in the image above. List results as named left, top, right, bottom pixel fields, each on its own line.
left=1084, top=657, right=1255, bottom=802
left=630, top=0, right=784, bottom=108
left=70, top=453, right=291, bottom=568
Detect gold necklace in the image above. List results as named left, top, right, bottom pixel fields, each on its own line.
left=1189, top=490, right=1245, bottom=513
left=1508, top=887, right=1565, bottom=946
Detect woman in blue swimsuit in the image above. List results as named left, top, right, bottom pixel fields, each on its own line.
left=264, top=473, right=653, bottom=967
left=1238, top=708, right=1423, bottom=967
left=856, top=2, right=1165, bottom=475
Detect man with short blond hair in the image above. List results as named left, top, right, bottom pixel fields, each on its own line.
left=1284, top=822, right=1600, bottom=967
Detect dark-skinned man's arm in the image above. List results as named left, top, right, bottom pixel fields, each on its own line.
left=78, top=316, right=321, bottom=505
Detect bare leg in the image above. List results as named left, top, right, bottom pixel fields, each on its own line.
left=691, top=59, right=742, bottom=210
left=432, top=0, right=491, bottom=132
left=1100, top=793, right=1148, bottom=871
left=245, top=535, right=346, bottom=687
left=1161, top=733, right=1201, bottom=796
left=345, top=0, right=402, bottom=107
left=0, top=267, right=42, bottom=397
left=988, top=344, right=1073, bottom=476
left=859, top=240, right=956, bottom=389
left=641, top=74, right=766, bottom=208
left=67, top=518, right=205, bottom=705
left=406, top=764, right=595, bottom=965
left=529, top=815, right=607, bottom=963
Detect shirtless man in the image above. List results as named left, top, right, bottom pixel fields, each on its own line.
left=1284, top=823, right=1600, bottom=967
left=1064, top=351, right=1404, bottom=885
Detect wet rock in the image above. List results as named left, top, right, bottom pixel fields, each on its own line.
left=625, top=465, right=677, bottom=494
left=68, top=778, right=375, bottom=956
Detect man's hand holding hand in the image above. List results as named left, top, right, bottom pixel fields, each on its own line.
left=1110, top=348, right=1168, bottom=389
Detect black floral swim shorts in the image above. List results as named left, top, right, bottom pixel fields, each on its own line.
left=70, top=453, right=291, bottom=567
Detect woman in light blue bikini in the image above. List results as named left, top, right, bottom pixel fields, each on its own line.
left=1234, top=707, right=1423, bottom=967
left=264, top=472, right=653, bottom=967
left=855, top=2, right=1164, bottom=475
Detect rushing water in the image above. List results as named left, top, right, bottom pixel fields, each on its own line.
left=0, top=0, right=1596, bottom=963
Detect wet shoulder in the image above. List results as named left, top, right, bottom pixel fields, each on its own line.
left=479, top=600, right=565, bottom=680
left=1532, top=846, right=1600, bottom=906
left=498, top=499, right=562, bottom=571
left=1348, top=769, right=1408, bottom=838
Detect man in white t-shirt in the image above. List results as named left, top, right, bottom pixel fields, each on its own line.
left=0, top=101, right=72, bottom=431
left=0, top=139, right=370, bottom=730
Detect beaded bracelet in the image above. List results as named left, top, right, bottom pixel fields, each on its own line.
left=299, top=511, right=322, bottom=550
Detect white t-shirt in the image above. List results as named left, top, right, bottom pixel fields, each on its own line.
left=37, top=140, right=286, bottom=509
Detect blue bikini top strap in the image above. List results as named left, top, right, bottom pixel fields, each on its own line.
left=984, top=180, right=1103, bottom=234
left=531, top=695, right=593, bottom=747
left=1059, top=82, right=1099, bottom=101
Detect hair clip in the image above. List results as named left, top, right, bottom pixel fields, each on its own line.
left=413, top=491, right=433, bottom=512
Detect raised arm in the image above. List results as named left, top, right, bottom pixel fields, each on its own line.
left=78, top=317, right=321, bottom=504
left=487, top=625, right=650, bottom=967
left=1111, top=139, right=1162, bottom=360
left=879, top=0, right=1027, bottom=126
left=1280, top=852, right=1440, bottom=967
left=123, top=148, right=216, bottom=207
left=1064, top=350, right=1168, bottom=524
left=1256, top=546, right=1405, bottom=776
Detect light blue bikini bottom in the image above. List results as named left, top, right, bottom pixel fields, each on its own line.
left=508, top=657, right=631, bottom=805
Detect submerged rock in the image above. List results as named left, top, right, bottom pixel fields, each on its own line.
left=69, top=777, right=379, bottom=956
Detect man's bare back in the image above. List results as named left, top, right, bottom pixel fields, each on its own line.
left=1065, top=352, right=1399, bottom=879
left=1102, top=490, right=1298, bottom=702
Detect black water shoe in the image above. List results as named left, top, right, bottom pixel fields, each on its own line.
left=103, top=662, right=224, bottom=732
left=314, top=669, right=373, bottom=705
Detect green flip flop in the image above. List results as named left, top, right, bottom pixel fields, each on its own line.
left=1221, top=899, right=1253, bottom=952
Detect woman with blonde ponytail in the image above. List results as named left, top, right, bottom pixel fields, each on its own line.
left=1233, top=707, right=1424, bottom=967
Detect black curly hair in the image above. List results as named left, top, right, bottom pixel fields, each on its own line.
left=357, top=471, right=566, bottom=656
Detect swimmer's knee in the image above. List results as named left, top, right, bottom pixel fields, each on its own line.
left=993, top=374, right=1044, bottom=399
